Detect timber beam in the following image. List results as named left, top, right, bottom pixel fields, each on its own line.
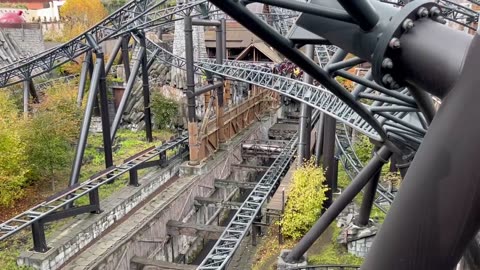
left=213, top=178, right=256, bottom=189
left=194, top=196, right=242, bottom=210
left=166, top=220, right=225, bottom=240
left=130, top=256, right=197, bottom=270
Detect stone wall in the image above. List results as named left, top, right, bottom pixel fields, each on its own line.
left=18, top=158, right=184, bottom=270
left=0, top=23, right=45, bottom=55
left=63, top=115, right=276, bottom=270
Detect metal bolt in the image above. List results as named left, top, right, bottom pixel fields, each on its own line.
left=389, top=38, right=401, bottom=49
left=382, top=58, right=394, bottom=69
left=391, top=82, right=401, bottom=89
left=435, top=16, right=447, bottom=24
left=382, top=74, right=393, bottom=85
left=430, top=7, right=441, bottom=17
left=402, top=19, right=414, bottom=31
left=417, top=7, right=429, bottom=18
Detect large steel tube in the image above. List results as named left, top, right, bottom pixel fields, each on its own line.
left=361, top=34, right=480, bottom=270
left=77, top=51, right=93, bottom=106
left=139, top=33, right=153, bottom=142
left=286, top=146, right=392, bottom=262
left=357, top=150, right=382, bottom=226
left=110, top=48, right=144, bottom=140
left=337, top=0, right=379, bottom=31
left=98, top=54, right=114, bottom=170
left=69, top=59, right=102, bottom=186
left=298, top=45, right=314, bottom=163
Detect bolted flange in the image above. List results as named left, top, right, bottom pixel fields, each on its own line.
left=372, top=1, right=442, bottom=90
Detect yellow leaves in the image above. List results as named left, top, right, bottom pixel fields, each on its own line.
left=280, top=158, right=328, bottom=240
left=59, top=0, right=108, bottom=41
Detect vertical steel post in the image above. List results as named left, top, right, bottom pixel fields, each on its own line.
left=121, top=35, right=131, bottom=79
left=78, top=51, right=92, bottom=105
left=315, top=113, right=325, bottom=166
left=98, top=52, right=114, bottom=171
left=140, top=32, right=153, bottom=142
left=286, top=146, right=392, bottom=262
left=322, top=115, right=336, bottom=208
left=216, top=21, right=225, bottom=143
left=23, top=80, right=29, bottom=116
left=110, top=48, right=144, bottom=141
left=299, top=45, right=314, bottom=163
left=31, top=221, right=48, bottom=252
left=221, top=18, right=227, bottom=60
left=185, top=16, right=200, bottom=165
left=69, top=59, right=102, bottom=186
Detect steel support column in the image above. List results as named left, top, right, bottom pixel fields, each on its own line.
left=111, top=48, right=144, bottom=140
left=216, top=20, right=225, bottom=143
left=23, top=80, right=29, bottom=115
left=314, top=113, right=325, bottom=166
left=322, top=115, right=337, bottom=208
left=298, top=45, right=314, bottom=164
left=185, top=16, right=199, bottom=165
left=286, top=146, right=392, bottom=262
left=77, top=51, right=93, bottom=106
left=105, top=37, right=123, bottom=75
left=28, top=80, right=39, bottom=104
left=362, top=34, right=480, bottom=270
left=69, top=59, right=102, bottom=186
left=97, top=52, right=114, bottom=171
left=139, top=32, right=153, bottom=142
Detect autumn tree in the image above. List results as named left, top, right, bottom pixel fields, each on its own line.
left=280, top=159, right=328, bottom=240
left=59, top=0, right=108, bottom=41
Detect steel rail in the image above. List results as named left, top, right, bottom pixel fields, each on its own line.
left=0, top=134, right=188, bottom=241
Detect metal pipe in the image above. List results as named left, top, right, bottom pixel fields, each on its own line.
left=357, top=149, right=382, bottom=226
left=407, top=84, right=436, bottom=124
left=249, top=0, right=354, bottom=23
left=337, top=0, right=380, bottom=31
left=69, top=59, right=102, bottom=186
left=110, top=48, right=144, bottom=140
left=193, top=82, right=223, bottom=97
left=97, top=54, right=114, bottom=170
left=326, top=57, right=366, bottom=74
left=139, top=32, right=153, bottom=142
left=286, top=145, right=392, bottom=262
left=192, top=18, right=221, bottom=26
left=105, top=37, right=123, bottom=75
left=299, top=45, right=314, bottom=164
left=77, top=51, right=93, bottom=106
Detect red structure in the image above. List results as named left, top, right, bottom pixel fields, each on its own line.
left=0, top=11, right=26, bottom=24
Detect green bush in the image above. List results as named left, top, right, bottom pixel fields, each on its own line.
left=0, top=92, right=29, bottom=207
left=353, top=134, right=373, bottom=165
left=151, top=92, right=179, bottom=130
left=280, top=159, right=328, bottom=240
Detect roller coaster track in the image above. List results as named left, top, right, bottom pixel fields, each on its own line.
left=0, top=134, right=188, bottom=242
left=146, top=38, right=426, bottom=148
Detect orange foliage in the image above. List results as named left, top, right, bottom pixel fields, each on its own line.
left=60, top=0, right=108, bottom=41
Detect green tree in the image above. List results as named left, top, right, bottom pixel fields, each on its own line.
left=60, top=0, right=108, bottom=41
left=0, top=92, right=29, bottom=207
left=151, top=92, right=179, bottom=130
left=280, top=159, right=328, bottom=240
